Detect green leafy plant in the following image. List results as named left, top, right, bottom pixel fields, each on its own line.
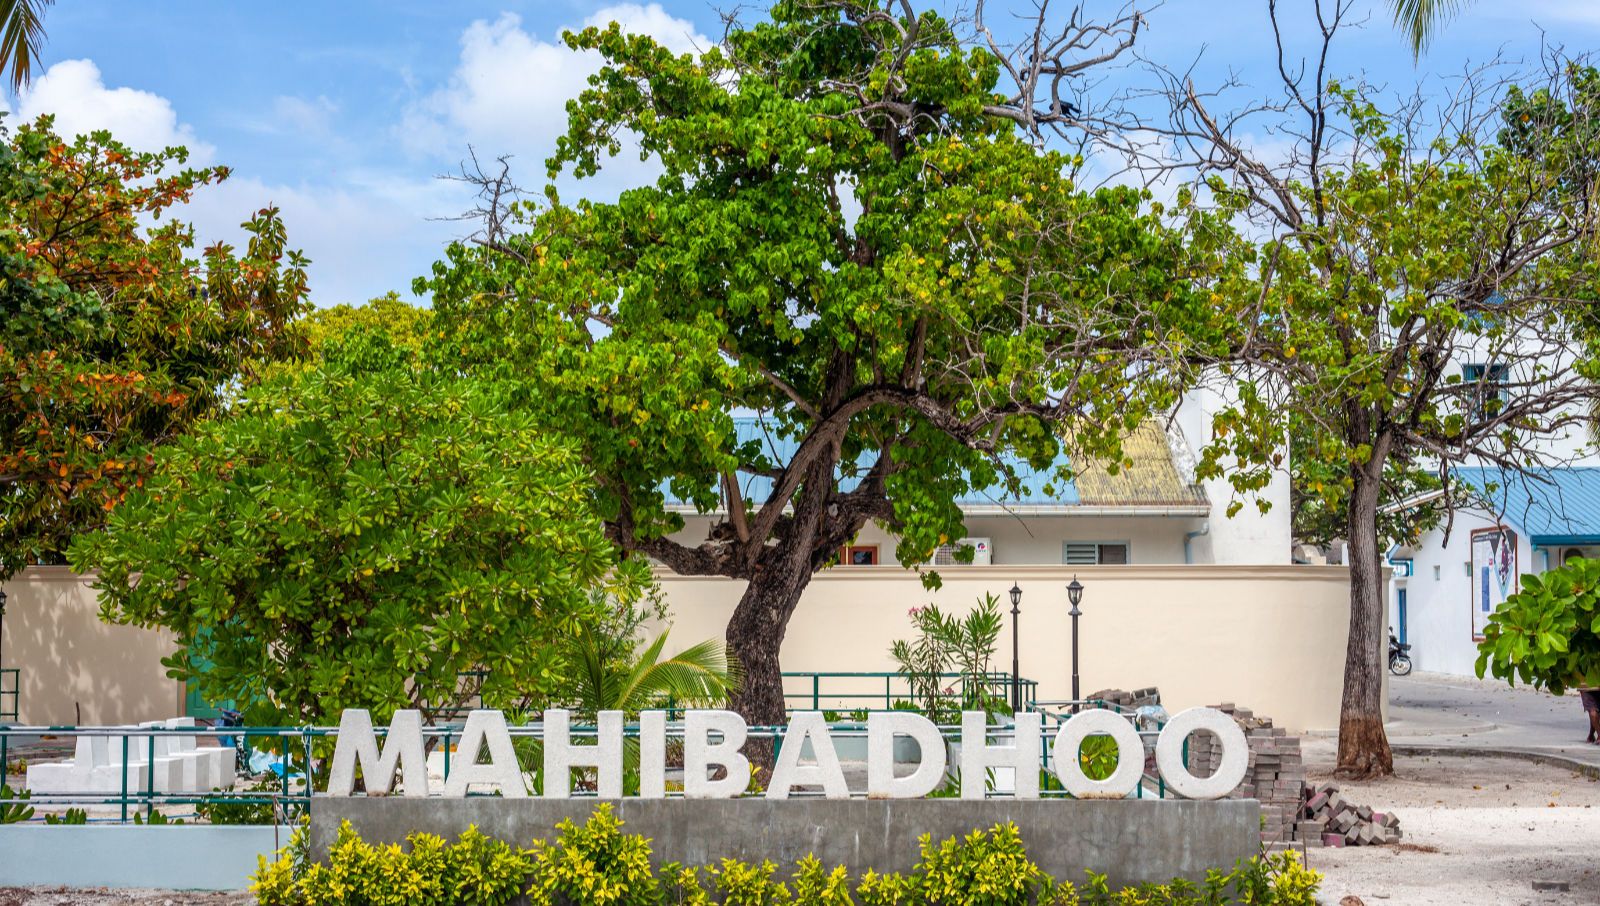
left=43, top=807, right=86, bottom=825
left=71, top=325, right=642, bottom=726
left=251, top=809, right=1322, bottom=906
left=889, top=594, right=1008, bottom=721
left=132, top=809, right=184, bottom=825
left=194, top=778, right=281, bottom=825
left=0, top=784, right=33, bottom=823
left=528, top=805, right=659, bottom=906
left=1477, top=557, right=1600, bottom=693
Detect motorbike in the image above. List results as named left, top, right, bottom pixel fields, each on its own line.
left=1388, top=633, right=1413, bottom=676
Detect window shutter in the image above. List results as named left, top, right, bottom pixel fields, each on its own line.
left=1098, top=544, right=1129, bottom=565
left=1063, top=542, right=1099, bottom=565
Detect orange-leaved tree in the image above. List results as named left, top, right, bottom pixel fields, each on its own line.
left=0, top=115, right=309, bottom=577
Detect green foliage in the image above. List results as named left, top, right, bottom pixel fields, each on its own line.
left=419, top=1, right=1224, bottom=724
left=1476, top=558, right=1600, bottom=694
left=70, top=326, right=641, bottom=725
left=563, top=593, right=740, bottom=719
left=252, top=809, right=1322, bottom=906
left=260, top=821, right=533, bottom=906
left=528, top=805, right=659, bottom=906
left=296, top=291, right=432, bottom=355
left=0, top=115, right=309, bottom=577
left=132, top=809, right=183, bottom=825
left=43, top=807, right=86, bottom=825
left=194, top=778, right=281, bottom=825
left=889, top=595, right=1006, bottom=719
left=0, top=783, right=32, bottom=823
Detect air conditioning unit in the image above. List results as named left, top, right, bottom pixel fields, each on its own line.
left=931, top=537, right=992, bottom=566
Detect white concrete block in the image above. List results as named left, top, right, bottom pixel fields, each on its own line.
left=441, top=710, right=524, bottom=798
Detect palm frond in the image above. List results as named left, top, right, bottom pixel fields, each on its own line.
left=0, top=0, right=53, bottom=95
left=615, top=633, right=739, bottom=713
left=1388, top=0, right=1471, bottom=58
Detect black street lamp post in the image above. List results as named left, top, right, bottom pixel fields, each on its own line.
left=1067, top=576, right=1083, bottom=712
left=1009, top=582, right=1022, bottom=713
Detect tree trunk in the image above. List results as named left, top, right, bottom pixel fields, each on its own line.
left=725, top=563, right=812, bottom=776
left=1336, top=467, right=1395, bottom=778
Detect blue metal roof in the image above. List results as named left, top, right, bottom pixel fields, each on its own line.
left=1455, top=467, right=1600, bottom=546
left=674, top=417, right=1081, bottom=508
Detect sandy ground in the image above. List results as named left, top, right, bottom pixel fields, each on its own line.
left=1301, top=739, right=1600, bottom=905
left=0, top=891, right=250, bottom=906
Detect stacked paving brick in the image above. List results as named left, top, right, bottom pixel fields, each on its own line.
left=1299, top=782, right=1402, bottom=847
left=1085, top=687, right=1162, bottom=709
left=1185, top=703, right=1305, bottom=847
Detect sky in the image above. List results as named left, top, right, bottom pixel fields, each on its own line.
left=14, top=0, right=1600, bottom=306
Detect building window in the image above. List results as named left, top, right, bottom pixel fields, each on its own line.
left=840, top=545, right=879, bottom=566
left=1062, top=542, right=1129, bottom=565
left=1462, top=363, right=1509, bottom=422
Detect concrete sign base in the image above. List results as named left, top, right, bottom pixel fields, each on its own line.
left=312, top=797, right=1261, bottom=888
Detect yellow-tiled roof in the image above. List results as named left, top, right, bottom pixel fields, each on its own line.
left=1072, top=423, right=1209, bottom=507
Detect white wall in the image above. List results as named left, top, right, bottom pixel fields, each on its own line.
left=652, top=565, right=1365, bottom=733
left=1393, top=508, right=1533, bottom=676
left=672, top=514, right=1207, bottom=565
left=1173, top=384, right=1292, bottom=565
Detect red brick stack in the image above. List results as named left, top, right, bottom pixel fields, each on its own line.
left=1299, top=782, right=1402, bottom=847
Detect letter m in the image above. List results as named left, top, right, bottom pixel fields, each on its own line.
left=327, top=709, right=428, bottom=797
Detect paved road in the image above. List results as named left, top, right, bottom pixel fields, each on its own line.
left=1386, top=671, right=1600, bottom=769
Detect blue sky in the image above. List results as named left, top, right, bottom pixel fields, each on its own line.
left=15, top=1, right=1600, bottom=305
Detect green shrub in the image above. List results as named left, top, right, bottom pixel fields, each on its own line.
left=251, top=809, right=1322, bottom=906
left=528, top=804, right=659, bottom=905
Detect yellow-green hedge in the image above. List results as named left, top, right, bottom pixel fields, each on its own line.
left=253, top=805, right=1321, bottom=905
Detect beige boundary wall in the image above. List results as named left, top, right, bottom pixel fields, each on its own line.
left=0, top=567, right=184, bottom=725
left=654, top=564, right=1370, bottom=733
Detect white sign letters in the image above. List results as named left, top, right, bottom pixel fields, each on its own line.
left=325, top=706, right=1248, bottom=801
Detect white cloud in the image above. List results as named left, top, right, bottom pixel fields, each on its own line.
left=402, top=5, right=708, bottom=181
left=16, top=59, right=213, bottom=162
left=179, top=170, right=465, bottom=306
left=269, top=95, right=339, bottom=136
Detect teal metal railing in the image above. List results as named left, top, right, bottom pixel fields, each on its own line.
left=781, top=671, right=1038, bottom=714
left=0, top=668, right=16, bottom=721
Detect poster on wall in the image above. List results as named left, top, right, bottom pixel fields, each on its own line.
left=1469, top=526, right=1518, bottom=639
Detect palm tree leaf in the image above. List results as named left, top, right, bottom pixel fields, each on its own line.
left=0, top=0, right=53, bottom=95
left=1388, top=0, right=1470, bottom=58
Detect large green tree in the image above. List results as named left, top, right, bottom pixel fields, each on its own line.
left=420, top=2, right=1220, bottom=752
left=71, top=325, right=641, bottom=724
left=1169, top=16, right=1600, bottom=773
left=0, top=117, right=308, bottom=578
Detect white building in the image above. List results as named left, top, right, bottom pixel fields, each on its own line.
left=668, top=405, right=1291, bottom=568
left=1388, top=468, right=1600, bottom=676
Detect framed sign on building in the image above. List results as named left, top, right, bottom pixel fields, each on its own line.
left=1468, top=526, right=1518, bottom=640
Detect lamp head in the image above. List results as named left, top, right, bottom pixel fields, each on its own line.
left=1067, top=576, right=1083, bottom=608
left=1009, top=582, right=1022, bottom=608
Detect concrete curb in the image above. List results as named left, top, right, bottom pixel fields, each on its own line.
left=1390, top=744, right=1600, bottom=779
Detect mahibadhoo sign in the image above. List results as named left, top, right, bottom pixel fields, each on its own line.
left=326, top=707, right=1249, bottom=801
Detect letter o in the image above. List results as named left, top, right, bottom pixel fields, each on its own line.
left=1049, top=710, right=1144, bottom=799
left=1155, top=707, right=1248, bottom=800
